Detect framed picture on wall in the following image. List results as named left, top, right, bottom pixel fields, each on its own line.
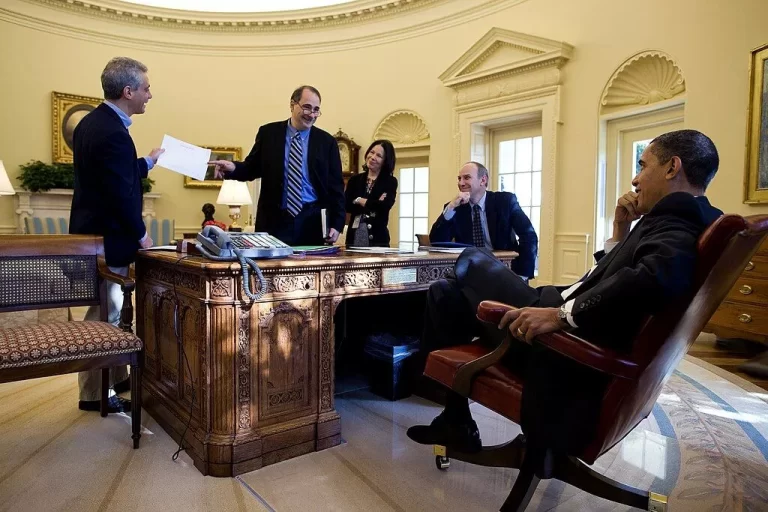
left=745, top=42, right=768, bottom=204
left=52, top=91, right=102, bottom=163
left=184, top=146, right=242, bottom=188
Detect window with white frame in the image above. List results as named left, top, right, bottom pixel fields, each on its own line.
left=398, top=166, right=429, bottom=251
left=497, top=136, right=542, bottom=239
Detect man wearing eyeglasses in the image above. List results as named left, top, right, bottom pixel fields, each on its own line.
left=210, top=85, right=345, bottom=246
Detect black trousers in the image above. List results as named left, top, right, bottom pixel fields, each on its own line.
left=420, top=247, right=608, bottom=455
left=271, top=202, right=324, bottom=246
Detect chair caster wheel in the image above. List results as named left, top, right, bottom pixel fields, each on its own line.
left=435, top=455, right=450, bottom=470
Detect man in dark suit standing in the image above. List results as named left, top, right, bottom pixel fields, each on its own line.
left=408, top=130, right=723, bottom=455
left=210, top=86, right=345, bottom=246
left=70, top=57, right=163, bottom=413
left=429, top=162, right=538, bottom=280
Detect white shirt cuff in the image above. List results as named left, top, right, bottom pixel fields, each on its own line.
left=604, top=240, right=619, bottom=253
left=442, top=206, right=455, bottom=221
left=563, top=299, right=578, bottom=328
left=139, top=232, right=149, bottom=244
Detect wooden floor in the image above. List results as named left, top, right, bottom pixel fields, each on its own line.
left=689, top=334, right=768, bottom=392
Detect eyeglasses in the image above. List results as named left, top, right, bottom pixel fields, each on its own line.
left=294, top=103, right=322, bottom=117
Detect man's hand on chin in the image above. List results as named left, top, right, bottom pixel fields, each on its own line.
left=498, top=307, right=569, bottom=344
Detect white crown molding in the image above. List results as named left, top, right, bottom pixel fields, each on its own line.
left=373, top=110, right=430, bottom=146
left=600, top=50, right=686, bottom=111
left=1, top=0, right=528, bottom=55
left=439, top=27, right=573, bottom=90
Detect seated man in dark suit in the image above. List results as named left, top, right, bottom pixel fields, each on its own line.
left=408, top=129, right=723, bottom=455
left=429, top=162, right=538, bottom=280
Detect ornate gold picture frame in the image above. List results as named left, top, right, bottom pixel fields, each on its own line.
left=745, top=43, right=768, bottom=204
left=184, top=146, right=242, bottom=189
left=52, top=91, right=102, bottom=163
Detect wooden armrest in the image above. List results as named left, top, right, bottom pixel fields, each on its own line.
left=477, top=300, right=639, bottom=380
left=97, top=258, right=135, bottom=292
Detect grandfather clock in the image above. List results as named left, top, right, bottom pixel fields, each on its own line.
left=333, top=128, right=360, bottom=186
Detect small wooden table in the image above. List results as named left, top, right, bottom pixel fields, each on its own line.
left=135, top=249, right=517, bottom=476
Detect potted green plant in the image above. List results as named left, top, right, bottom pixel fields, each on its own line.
left=18, top=160, right=154, bottom=193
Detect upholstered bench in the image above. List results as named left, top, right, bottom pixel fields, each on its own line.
left=0, top=235, right=143, bottom=448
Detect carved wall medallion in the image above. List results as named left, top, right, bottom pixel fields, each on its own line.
left=373, top=110, right=430, bottom=146
left=211, top=278, right=231, bottom=298
left=335, top=269, right=382, bottom=289
left=417, top=264, right=453, bottom=283
left=238, top=309, right=251, bottom=430
left=600, top=51, right=686, bottom=111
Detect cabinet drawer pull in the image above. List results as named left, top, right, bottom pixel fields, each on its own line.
left=739, top=285, right=753, bottom=295
left=745, top=261, right=755, bottom=271
left=738, top=313, right=752, bottom=324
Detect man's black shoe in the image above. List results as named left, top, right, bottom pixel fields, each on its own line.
left=406, top=412, right=482, bottom=453
left=113, top=377, right=131, bottom=394
left=78, top=395, right=131, bottom=413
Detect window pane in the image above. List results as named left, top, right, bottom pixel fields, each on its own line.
left=532, top=171, right=542, bottom=206
left=499, top=140, right=515, bottom=175
left=531, top=206, right=541, bottom=236
left=532, top=136, right=542, bottom=172
left=515, top=137, right=533, bottom=173
left=633, top=139, right=652, bottom=177
left=414, top=217, right=428, bottom=236
left=399, top=218, right=413, bottom=242
left=515, top=172, right=532, bottom=206
left=400, top=168, right=414, bottom=193
left=499, top=173, right=512, bottom=192
left=414, top=193, right=429, bottom=217
left=399, top=193, right=413, bottom=217
left=414, top=167, right=429, bottom=192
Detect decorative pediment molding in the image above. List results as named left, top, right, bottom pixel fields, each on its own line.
left=600, top=50, right=685, bottom=113
left=439, top=27, right=573, bottom=89
left=373, top=110, right=430, bottom=146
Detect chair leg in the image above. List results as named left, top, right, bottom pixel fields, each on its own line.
left=500, top=447, right=542, bottom=512
left=131, top=355, right=142, bottom=449
left=447, top=433, right=526, bottom=469
left=554, top=455, right=655, bottom=510
left=100, top=368, right=109, bottom=417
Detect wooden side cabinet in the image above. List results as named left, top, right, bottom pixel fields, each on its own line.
left=704, top=237, right=768, bottom=343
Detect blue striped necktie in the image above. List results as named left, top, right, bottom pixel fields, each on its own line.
left=286, top=133, right=303, bottom=217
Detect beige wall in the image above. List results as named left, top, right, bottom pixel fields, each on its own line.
left=2, top=0, right=767, bottom=264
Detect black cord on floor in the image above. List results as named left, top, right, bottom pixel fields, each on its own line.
left=170, top=255, right=195, bottom=462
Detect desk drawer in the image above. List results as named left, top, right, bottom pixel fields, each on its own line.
left=725, top=276, right=768, bottom=305
left=709, top=302, right=768, bottom=337
left=743, top=255, right=768, bottom=279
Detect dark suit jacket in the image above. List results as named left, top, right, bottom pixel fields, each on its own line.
left=429, top=190, right=538, bottom=278
left=229, top=120, right=345, bottom=235
left=555, top=192, right=723, bottom=352
left=344, top=172, right=398, bottom=247
left=69, top=103, right=148, bottom=267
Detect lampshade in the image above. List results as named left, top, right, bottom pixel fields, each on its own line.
left=0, top=160, right=16, bottom=196
left=216, top=180, right=253, bottom=206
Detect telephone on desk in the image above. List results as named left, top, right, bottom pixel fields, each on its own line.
left=196, top=226, right=293, bottom=301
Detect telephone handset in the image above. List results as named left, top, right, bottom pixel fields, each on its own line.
left=196, top=226, right=293, bottom=301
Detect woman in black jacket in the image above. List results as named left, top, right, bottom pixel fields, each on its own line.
left=345, top=139, right=398, bottom=247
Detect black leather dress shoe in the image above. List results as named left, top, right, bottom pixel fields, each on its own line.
left=406, top=412, right=482, bottom=453
left=113, top=377, right=131, bottom=394
left=78, top=395, right=131, bottom=413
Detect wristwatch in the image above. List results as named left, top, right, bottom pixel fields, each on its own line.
left=557, top=304, right=569, bottom=324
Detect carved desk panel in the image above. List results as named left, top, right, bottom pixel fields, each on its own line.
left=135, top=250, right=517, bottom=477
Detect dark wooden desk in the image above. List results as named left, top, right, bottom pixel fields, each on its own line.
left=135, top=249, right=518, bottom=476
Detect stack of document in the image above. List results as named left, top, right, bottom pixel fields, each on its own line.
left=292, top=246, right=340, bottom=256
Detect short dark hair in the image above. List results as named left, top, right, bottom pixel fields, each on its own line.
left=290, top=85, right=321, bottom=103
left=649, top=129, right=719, bottom=189
left=467, top=161, right=489, bottom=183
left=363, top=139, right=397, bottom=176
left=101, top=57, right=147, bottom=100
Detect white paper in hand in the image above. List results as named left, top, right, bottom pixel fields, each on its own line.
left=156, top=135, right=211, bottom=181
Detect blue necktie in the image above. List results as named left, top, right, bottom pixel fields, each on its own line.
left=472, top=204, right=485, bottom=248
left=286, top=133, right=303, bottom=217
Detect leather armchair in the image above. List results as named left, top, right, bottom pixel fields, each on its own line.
left=422, top=214, right=768, bottom=511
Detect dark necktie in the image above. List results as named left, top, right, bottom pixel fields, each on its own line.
left=286, top=133, right=303, bottom=217
left=472, top=204, right=485, bottom=248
